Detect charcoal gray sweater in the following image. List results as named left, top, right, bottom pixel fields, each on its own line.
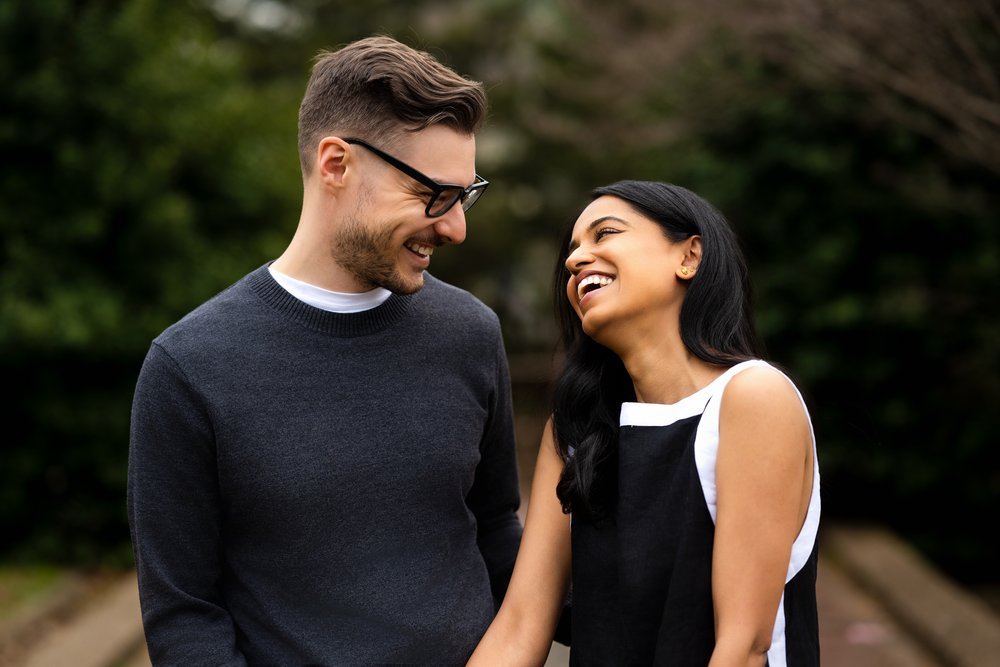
left=128, top=265, right=522, bottom=665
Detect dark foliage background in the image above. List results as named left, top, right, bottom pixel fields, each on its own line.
left=2, top=0, right=997, bottom=591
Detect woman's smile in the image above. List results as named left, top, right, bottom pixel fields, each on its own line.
left=575, top=271, right=617, bottom=304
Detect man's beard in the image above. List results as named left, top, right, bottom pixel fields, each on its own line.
left=332, top=213, right=424, bottom=295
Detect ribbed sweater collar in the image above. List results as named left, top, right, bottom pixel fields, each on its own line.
left=246, top=264, right=414, bottom=337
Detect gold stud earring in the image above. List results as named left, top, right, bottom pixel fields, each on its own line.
left=680, top=266, right=691, bottom=276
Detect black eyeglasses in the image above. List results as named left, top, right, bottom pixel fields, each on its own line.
left=345, top=138, right=489, bottom=218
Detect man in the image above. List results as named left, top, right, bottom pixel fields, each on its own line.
left=127, top=35, right=522, bottom=664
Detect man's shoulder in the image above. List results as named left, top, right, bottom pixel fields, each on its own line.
left=152, top=268, right=260, bottom=352
left=419, top=273, right=499, bottom=328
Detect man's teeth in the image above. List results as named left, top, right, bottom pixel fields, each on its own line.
left=405, top=241, right=435, bottom=257
left=578, top=274, right=614, bottom=299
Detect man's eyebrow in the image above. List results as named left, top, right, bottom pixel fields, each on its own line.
left=567, top=215, right=630, bottom=254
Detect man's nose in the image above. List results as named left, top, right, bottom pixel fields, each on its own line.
left=433, top=205, right=467, bottom=245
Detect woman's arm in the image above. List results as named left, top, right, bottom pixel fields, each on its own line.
left=468, top=418, right=572, bottom=667
left=709, top=367, right=814, bottom=667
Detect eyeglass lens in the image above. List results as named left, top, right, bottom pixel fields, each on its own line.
left=428, top=184, right=484, bottom=217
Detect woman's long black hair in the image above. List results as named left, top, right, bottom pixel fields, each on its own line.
left=552, top=181, right=764, bottom=521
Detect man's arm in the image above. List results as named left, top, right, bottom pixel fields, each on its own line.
left=468, top=419, right=572, bottom=665
left=128, top=343, right=246, bottom=666
left=465, top=330, right=523, bottom=607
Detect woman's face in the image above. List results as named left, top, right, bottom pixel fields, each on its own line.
left=564, top=195, right=693, bottom=342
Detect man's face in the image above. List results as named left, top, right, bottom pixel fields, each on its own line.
left=332, top=125, right=477, bottom=294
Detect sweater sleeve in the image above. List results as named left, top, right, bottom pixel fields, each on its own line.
left=466, top=329, right=524, bottom=608
left=127, top=343, right=247, bottom=666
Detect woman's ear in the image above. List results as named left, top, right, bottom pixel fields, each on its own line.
left=677, top=236, right=702, bottom=280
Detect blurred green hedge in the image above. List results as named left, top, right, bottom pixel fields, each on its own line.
left=2, top=0, right=997, bottom=586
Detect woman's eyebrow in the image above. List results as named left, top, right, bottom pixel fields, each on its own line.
left=567, top=215, right=630, bottom=253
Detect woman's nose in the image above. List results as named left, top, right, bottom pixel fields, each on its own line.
left=565, top=246, right=593, bottom=272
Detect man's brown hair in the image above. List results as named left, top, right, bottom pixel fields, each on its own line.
left=297, top=35, right=488, bottom=175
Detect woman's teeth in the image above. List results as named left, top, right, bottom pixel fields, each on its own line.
left=578, top=274, right=614, bottom=299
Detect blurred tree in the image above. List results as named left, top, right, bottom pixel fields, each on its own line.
left=2, top=0, right=996, bottom=590
left=0, top=0, right=300, bottom=562
left=507, top=0, right=1000, bottom=584
left=712, top=0, right=1000, bottom=176
left=518, top=0, right=1000, bottom=175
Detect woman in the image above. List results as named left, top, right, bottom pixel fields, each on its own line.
left=469, top=181, right=820, bottom=666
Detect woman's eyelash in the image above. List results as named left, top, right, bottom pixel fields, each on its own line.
left=595, top=227, right=619, bottom=240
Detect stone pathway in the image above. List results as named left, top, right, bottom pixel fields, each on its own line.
left=8, top=525, right=1000, bottom=667
left=1, top=573, right=145, bottom=667
left=813, top=550, right=941, bottom=667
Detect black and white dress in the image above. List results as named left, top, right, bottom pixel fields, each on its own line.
left=570, top=360, right=821, bottom=666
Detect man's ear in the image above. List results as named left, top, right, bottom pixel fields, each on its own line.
left=315, top=137, right=351, bottom=188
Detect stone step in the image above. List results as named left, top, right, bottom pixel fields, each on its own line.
left=17, top=572, right=145, bottom=667
left=822, top=524, right=1000, bottom=667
